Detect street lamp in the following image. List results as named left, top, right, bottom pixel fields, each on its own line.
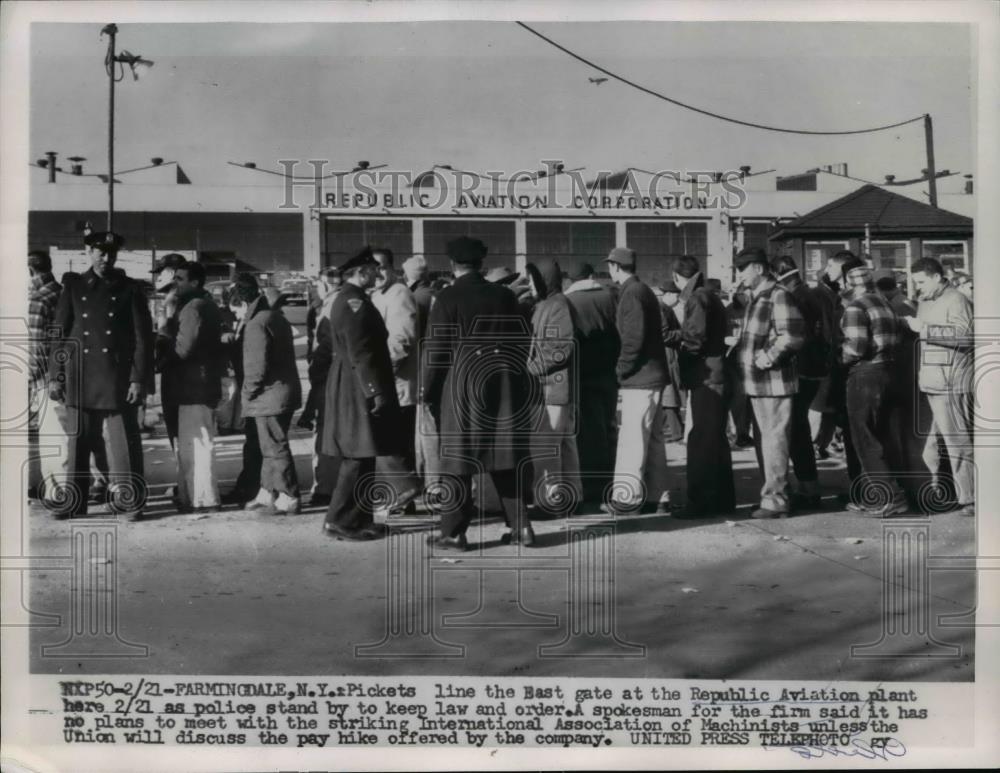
left=101, top=24, right=154, bottom=232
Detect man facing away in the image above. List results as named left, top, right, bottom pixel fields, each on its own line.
left=154, top=260, right=225, bottom=513
left=731, top=248, right=805, bottom=519
left=564, top=263, right=620, bottom=505
left=420, top=236, right=535, bottom=550
left=228, top=273, right=302, bottom=515
left=825, top=252, right=908, bottom=518
left=663, top=255, right=735, bottom=519
left=370, top=247, right=422, bottom=512
left=906, top=257, right=975, bottom=516
left=601, top=247, right=671, bottom=515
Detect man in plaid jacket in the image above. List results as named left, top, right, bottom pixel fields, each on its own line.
left=731, top=248, right=805, bottom=518
left=826, top=252, right=908, bottom=517
left=27, top=251, right=64, bottom=499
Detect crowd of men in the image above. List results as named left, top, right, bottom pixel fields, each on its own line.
left=26, top=230, right=975, bottom=549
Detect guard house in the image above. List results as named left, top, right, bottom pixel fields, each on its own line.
left=767, top=184, right=974, bottom=281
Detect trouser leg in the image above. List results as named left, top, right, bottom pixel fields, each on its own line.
left=256, top=413, right=299, bottom=498
left=235, top=417, right=263, bottom=496
left=790, top=379, right=821, bottom=493
left=325, top=457, right=376, bottom=530
left=846, top=366, right=904, bottom=503
left=749, top=396, right=793, bottom=512
left=687, top=384, right=735, bottom=513
left=926, top=392, right=975, bottom=505
left=178, top=404, right=220, bottom=508
left=438, top=473, right=474, bottom=538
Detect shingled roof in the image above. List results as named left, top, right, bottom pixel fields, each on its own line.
left=769, top=184, right=973, bottom=240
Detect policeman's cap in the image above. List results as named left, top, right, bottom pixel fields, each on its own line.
left=338, top=246, right=378, bottom=274
left=447, top=236, right=488, bottom=265
left=83, top=231, right=125, bottom=252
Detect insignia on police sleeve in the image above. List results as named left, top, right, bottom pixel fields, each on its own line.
left=347, top=299, right=363, bottom=312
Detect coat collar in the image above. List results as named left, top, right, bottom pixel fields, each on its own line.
left=83, top=266, right=127, bottom=288
left=453, top=271, right=486, bottom=288
left=679, top=271, right=704, bottom=303
left=565, top=278, right=604, bottom=294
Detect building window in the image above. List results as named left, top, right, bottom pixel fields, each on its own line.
left=870, top=241, right=909, bottom=271
left=625, top=221, right=708, bottom=286
left=923, top=241, right=969, bottom=273
left=323, top=218, right=412, bottom=268
left=526, top=221, right=615, bottom=278
left=804, top=241, right=850, bottom=276
left=424, top=220, right=516, bottom=272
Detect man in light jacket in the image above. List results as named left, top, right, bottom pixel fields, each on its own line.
left=371, top=247, right=421, bottom=511
left=526, top=259, right=581, bottom=513
left=228, top=273, right=302, bottom=515
left=906, top=257, right=975, bottom=516
left=602, top=247, right=671, bottom=514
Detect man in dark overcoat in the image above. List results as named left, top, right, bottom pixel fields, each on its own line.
left=47, top=231, right=153, bottom=518
left=321, top=248, right=401, bottom=541
left=420, top=236, right=535, bottom=550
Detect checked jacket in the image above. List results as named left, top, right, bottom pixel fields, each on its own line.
left=735, top=276, right=805, bottom=396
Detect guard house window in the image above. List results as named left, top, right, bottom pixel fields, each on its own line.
left=526, top=221, right=616, bottom=279
left=804, top=241, right=850, bottom=277
left=323, top=218, right=412, bottom=268
left=870, top=241, right=909, bottom=271
left=923, top=241, right=969, bottom=273
left=424, top=220, right=516, bottom=273
left=626, top=221, right=708, bottom=287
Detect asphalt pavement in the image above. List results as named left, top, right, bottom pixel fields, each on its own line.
left=25, top=415, right=976, bottom=681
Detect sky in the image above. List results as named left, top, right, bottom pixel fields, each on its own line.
left=28, top=20, right=974, bottom=188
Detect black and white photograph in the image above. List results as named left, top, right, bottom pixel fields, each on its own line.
left=2, top=1, right=998, bottom=770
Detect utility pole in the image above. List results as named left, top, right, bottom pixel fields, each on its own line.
left=105, top=24, right=117, bottom=231
left=924, top=113, right=938, bottom=208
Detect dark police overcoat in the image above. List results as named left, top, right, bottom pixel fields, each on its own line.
left=419, top=271, right=530, bottom=476
left=48, top=268, right=153, bottom=410
left=321, top=282, right=400, bottom=458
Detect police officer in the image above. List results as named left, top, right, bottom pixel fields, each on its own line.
left=47, top=231, right=153, bottom=519
left=321, top=247, right=400, bottom=541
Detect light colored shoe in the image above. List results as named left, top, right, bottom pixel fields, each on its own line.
left=245, top=488, right=275, bottom=511
left=274, top=493, right=300, bottom=515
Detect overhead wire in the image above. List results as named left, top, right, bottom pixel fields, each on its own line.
left=516, top=21, right=926, bottom=136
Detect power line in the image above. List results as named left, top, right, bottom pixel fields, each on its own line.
left=516, top=22, right=926, bottom=137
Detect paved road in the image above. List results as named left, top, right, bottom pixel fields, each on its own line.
left=24, top=423, right=975, bottom=681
